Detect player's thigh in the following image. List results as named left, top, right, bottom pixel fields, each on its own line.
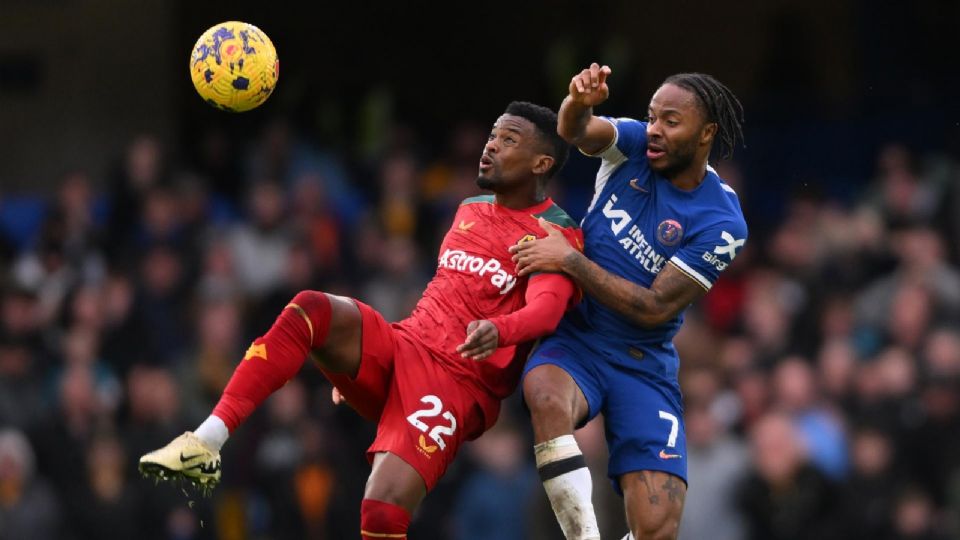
left=318, top=299, right=397, bottom=421
left=364, top=451, right=427, bottom=514
left=368, top=337, right=484, bottom=493
left=310, top=293, right=364, bottom=374
left=522, top=364, right=590, bottom=441
left=603, top=368, right=687, bottom=482
left=620, top=470, right=685, bottom=540
left=522, top=337, right=605, bottom=439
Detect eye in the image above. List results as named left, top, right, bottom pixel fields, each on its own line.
left=505, top=136, right=516, bottom=144
left=487, top=133, right=496, bottom=141
left=666, top=120, right=679, bottom=127
left=646, top=115, right=656, bottom=123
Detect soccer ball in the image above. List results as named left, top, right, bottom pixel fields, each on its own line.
left=189, top=21, right=278, bottom=112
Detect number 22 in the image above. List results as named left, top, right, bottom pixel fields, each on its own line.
left=406, top=395, right=458, bottom=450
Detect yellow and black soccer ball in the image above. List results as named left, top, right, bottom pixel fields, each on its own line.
left=189, top=21, right=278, bottom=112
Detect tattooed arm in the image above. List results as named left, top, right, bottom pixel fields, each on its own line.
left=560, top=251, right=706, bottom=328
left=510, top=220, right=706, bottom=328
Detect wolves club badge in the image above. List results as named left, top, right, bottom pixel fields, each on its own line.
left=517, top=234, right=537, bottom=245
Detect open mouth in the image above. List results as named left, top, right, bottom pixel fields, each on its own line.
left=479, top=155, right=494, bottom=171
left=646, top=143, right=666, bottom=160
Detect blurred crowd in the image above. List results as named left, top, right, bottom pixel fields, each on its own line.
left=2, top=117, right=960, bottom=540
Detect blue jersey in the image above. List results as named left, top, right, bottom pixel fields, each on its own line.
left=525, top=116, right=748, bottom=487
left=561, top=116, right=748, bottom=376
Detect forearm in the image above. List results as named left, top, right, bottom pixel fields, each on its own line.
left=558, top=95, right=593, bottom=144
left=561, top=251, right=666, bottom=327
left=491, top=274, right=574, bottom=345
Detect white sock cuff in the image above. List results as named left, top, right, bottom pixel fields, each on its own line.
left=534, top=434, right=582, bottom=467
left=194, top=415, right=229, bottom=451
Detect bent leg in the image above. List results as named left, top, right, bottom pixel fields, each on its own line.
left=523, top=353, right=600, bottom=540
left=307, top=292, right=364, bottom=375
left=621, top=471, right=686, bottom=540
left=142, top=291, right=365, bottom=490
left=211, top=290, right=360, bottom=433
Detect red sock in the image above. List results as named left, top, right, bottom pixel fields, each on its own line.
left=361, top=499, right=410, bottom=539
left=212, top=291, right=331, bottom=431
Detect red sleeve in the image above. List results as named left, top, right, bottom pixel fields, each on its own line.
left=489, top=273, right=575, bottom=346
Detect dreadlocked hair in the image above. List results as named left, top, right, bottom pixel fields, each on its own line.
left=663, top=73, right=745, bottom=160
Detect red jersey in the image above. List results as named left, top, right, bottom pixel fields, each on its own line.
left=396, top=195, right=583, bottom=401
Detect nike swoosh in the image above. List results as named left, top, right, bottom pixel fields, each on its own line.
left=659, top=449, right=682, bottom=460
left=629, top=178, right=648, bottom=192
left=180, top=452, right=203, bottom=463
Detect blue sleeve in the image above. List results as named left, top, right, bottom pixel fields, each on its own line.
left=590, top=117, right=647, bottom=160
left=668, top=218, right=747, bottom=290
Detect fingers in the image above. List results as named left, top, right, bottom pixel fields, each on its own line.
left=538, top=216, right=560, bottom=234
left=456, top=325, right=481, bottom=354
left=574, top=63, right=610, bottom=93
left=589, top=62, right=600, bottom=89
left=570, top=63, right=612, bottom=102
left=465, top=320, right=479, bottom=335
left=510, top=241, right=536, bottom=272
left=598, top=65, right=612, bottom=86
left=457, top=322, right=498, bottom=359
left=511, top=247, right=529, bottom=268
left=331, top=387, right=345, bottom=405
left=572, top=68, right=590, bottom=94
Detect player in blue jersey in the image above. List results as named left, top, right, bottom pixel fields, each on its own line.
left=510, top=63, right=747, bottom=540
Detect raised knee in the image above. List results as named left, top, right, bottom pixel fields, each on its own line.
left=289, top=290, right=330, bottom=313
left=286, top=290, right=333, bottom=341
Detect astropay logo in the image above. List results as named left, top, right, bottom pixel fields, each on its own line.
left=438, top=249, right=517, bottom=294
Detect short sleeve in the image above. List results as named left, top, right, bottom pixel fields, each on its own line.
left=583, top=117, right=648, bottom=161
left=668, top=219, right=748, bottom=291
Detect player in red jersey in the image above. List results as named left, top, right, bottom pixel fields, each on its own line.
left=139, top=101, right=583, bottom=539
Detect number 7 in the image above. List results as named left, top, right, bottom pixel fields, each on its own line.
left=659, top=410, right=679, bottom=448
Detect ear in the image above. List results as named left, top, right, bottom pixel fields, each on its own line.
left=700, top=122, right=718, bottom=146
left=532, top=154, right=554, bottom=176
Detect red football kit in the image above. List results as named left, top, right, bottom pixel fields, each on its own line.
left=324, top=194, right=582, bottom=489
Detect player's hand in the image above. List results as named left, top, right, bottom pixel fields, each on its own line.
left=509, top=218, right=578, bottom=276
left=457, top=320, right=500, bottom=361
left=569, top=63, right=612, bottom=107
left=331, top=386, right=346, bottom=405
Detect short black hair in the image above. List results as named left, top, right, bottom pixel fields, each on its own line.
left=504, top=101, right=570, bottom=178
left=663, top=73, right=745, bottom=161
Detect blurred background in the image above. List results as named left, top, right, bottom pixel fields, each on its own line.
left=1, top=0, right=959, bottom=538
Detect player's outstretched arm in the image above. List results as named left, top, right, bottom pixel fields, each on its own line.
left=558, top=62, right=616, bottom=156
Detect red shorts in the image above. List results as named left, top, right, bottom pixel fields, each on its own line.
left=322, top=300, right=493, bottom=492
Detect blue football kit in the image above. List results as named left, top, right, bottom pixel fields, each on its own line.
left=524, top=116, right=748, bottom=491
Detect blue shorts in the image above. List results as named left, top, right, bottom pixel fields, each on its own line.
left=523, top=330, right=687, bottom=495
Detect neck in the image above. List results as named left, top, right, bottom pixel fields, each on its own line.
left=494, top=183, right=546, bottom=210
left=668, top=157, right=709, bottom=191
